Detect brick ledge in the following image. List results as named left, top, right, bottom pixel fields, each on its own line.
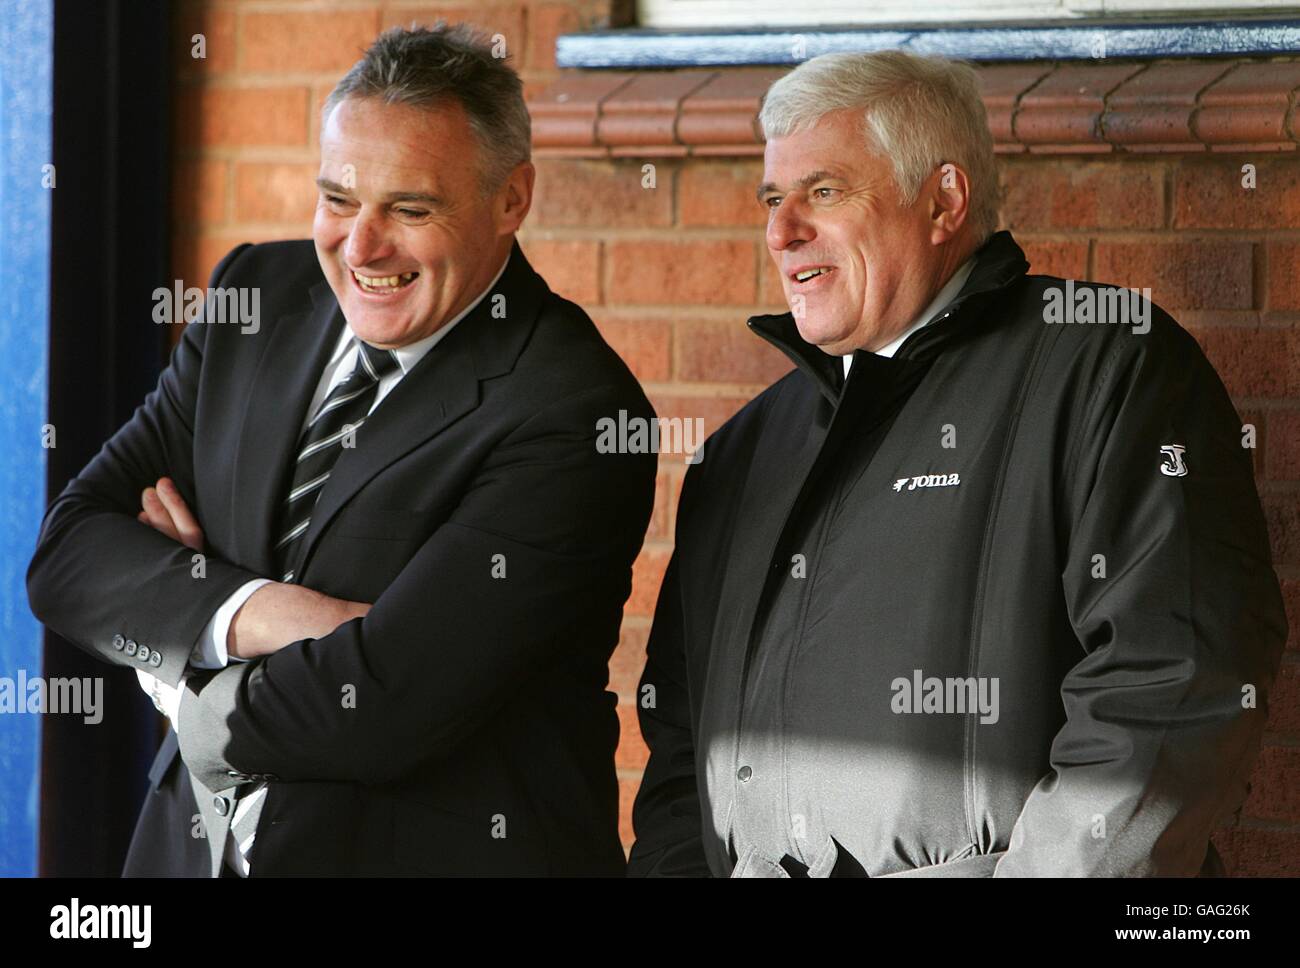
left=528, top=58, right=1300, bottom=157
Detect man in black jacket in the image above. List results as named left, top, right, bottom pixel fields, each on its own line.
left=27, top=24, right=655, bottom=876
left=628, top=50, right=1286, bottom=877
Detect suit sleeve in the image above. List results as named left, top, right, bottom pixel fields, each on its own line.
left=625, top=548, right=712, bottom=876
left=176, top=383, right=657, bottom=791
left=26, top=243, right=267, bottom=688
left=993, top=316, right=1287, bottom=877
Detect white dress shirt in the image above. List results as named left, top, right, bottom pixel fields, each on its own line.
left=842, top=256, right=975, bottom=377
left=137, top=253, right=509, bottom=875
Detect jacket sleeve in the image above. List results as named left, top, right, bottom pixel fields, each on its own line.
left=176, top=384, right=657, bottom=791
left=626, top=550, right=712, bottom=876
left=26, top=243, right=267, bottom=688
left=994, top=315, right=1287, bottom=877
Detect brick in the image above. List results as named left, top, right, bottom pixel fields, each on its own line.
left=615, top=702, right=647, bottom=770
left=381, top=6, right=526, bottom=61
left=1000, top=161, right=1164, bottom=230
left=1264, top=497, right=1300, bottom=568
left=609, top=624, right=650, bottom=699
left=1196, top=62, right=1300, bottom=150
left=628, top=546, right=670, bottom=617
left=1266, top=242, right=1300, bottom=311
left=1242, top=745, right=1300, bottom=822
left=529, top=72, right=633, bottom=149
left=1212, top=827, right=1300, bottom=876
left=172, top=2, right=236, bottom=74
left=1265, top=660, right=1300, bottom=734
left=589, top=313, right=672, bottom=383
left=527, top=2, right=580, bottom=71
left=1014, top=62, right=1144, bottom=150
left=1102, top=61, right=1230, bottom=151
left=170, top=232, right=260, bottom=292
left=618, top=773, right=642, bottom=848
left=676, top=317, right=795, bottom=385
left=608, top=239, right=754, bottom=306
left=598, top=72, right=715, bottom=149
left=1185, top=326, right=1298, bottom=399
left=647, top=393, right=752, bottom=442
left=759, top=257, right=789, bottom=310
left=1237, top=407, right=1266, bottom=480
left=1283, top=579, right=1299, bottom=653
left=678, top=161, right=765, bottom=227
left=233, top=162, right=318, bottom=224
left=171, top=158, right=228, bottom=225
left=645, top=469, right=672, bottom=539
left=532, top=158, right=672, bottom=228
left=1173, top=158, right=1300, bottom=230
left=1018, top=238, right=1089, bottom=280
left=1265, top=410, right=1300, bottom=481
left=680, top=69, right=782, bottom=146
left=1093, top=240, right=1252, bottom=311
left=976, top=63, right=1055, bottom=148
left=176, top=86, right=311, bottom=148
left=518, top=236, right=600, bottom=305
left=241, top=9, right=381, bottom=75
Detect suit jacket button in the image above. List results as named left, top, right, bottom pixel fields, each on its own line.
left=213, top=796, right=230, bottom=817
left=136, top=648, right=150, bottom=662
left=148, top=650, right=162, bottom=667
left=124, top=639, right=138, bottom=656
left=111, top=634, right=125, bottom=651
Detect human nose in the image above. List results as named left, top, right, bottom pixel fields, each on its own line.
left=766, top=195, right=814, bottom=252
left=342, top=206, right=393, bottom=269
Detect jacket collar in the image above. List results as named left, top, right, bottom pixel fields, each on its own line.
left=746, top=230, right=1030, bottom=405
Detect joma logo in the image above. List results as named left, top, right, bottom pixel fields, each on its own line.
left=892, top=473, right=961, bottom=492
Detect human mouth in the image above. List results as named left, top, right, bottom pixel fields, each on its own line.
left=351, top=269, right=419, bottom=295
left=790, top=265, right=835, bottom=287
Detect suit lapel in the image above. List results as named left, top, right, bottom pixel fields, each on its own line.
left=268, top=241, right=549, bottom=580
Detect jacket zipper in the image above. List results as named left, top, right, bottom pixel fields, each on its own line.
left=955, top=321, right=1052, bottom=849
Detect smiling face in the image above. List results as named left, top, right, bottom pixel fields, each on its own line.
left=760, top=108, right=970, bottom=356
left=313, top=96, right=533, bottom=349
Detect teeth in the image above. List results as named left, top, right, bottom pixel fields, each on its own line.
left=794, top=267, right=831, bottom=282
left=353, top=270, right=418, bottom=290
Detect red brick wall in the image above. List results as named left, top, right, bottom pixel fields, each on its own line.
left=171, top=1, right=1299, bottom=874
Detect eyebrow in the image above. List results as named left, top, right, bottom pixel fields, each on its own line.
left=316, top=177, right=443, bottom=207
left=755, top=169, right=842, bottom=202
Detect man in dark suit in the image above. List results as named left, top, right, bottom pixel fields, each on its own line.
left=26, top=24, right=655, bottom=876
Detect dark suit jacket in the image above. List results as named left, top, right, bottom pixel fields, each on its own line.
left=26, top=238, right=657, bottom=875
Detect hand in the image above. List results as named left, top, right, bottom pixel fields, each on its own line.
left=137, top=476, right=205, bottom=552
left=228, top=582, right=372, bottom=660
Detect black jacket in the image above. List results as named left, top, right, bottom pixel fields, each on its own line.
left=628, top=231, right=1286, bottom=877
left=27, top=239, right=657, bottom=875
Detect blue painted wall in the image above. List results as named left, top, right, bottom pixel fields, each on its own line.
left=0, top=0, right=52, bottom=877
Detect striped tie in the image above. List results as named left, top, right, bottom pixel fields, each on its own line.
left=272, top=336, right=400, bottom=583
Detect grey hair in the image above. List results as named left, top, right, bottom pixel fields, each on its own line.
left=759, top=50, right=999, bottom=242
left=322, top=23, right=531, bottom=193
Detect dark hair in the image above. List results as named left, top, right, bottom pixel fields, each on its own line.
left=323, top=23, right=530, bottom=192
